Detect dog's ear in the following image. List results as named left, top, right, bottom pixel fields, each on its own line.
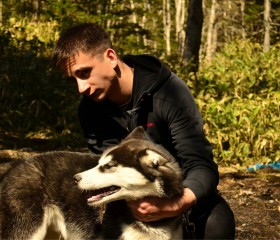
left=138, top=149, right=167, bottom=169
left=125, top=126, right=150, bottom=141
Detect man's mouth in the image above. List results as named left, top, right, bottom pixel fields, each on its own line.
left=89, top=89, right=102, bottom=100
left=85, top=185, right=121, bottom=203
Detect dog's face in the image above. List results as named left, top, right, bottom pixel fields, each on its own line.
left=74, top=127, right=183, bottom=206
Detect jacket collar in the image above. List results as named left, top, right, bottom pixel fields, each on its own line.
left=122, top=54, right=171, bottom=109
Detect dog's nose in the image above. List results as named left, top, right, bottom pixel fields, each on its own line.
left=73, top=174, right=82, bottom=183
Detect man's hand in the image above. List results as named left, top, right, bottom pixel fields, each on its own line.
left=126, top=188, right=196, bottom=222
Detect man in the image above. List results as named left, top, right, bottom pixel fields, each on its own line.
left=53, top=23, right=235, bottom=239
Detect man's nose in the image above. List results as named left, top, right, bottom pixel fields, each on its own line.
left=77, top=79, right=90, bottom=94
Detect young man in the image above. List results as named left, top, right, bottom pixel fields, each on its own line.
left=53, top=23, right=235, bottom=239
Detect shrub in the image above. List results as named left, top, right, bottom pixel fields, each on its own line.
left=0, top=19, right=84, bottom=149
left=196, top=40, right=280, bottom=166
left=1, top=22, right=279, bottom=164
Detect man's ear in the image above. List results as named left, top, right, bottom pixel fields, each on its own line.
left=125, top=126, right=150, bottom=141
left=105, top=48, right=118, bottom=68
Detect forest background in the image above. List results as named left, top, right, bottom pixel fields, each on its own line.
left=0, top=0, right=279, bottom=168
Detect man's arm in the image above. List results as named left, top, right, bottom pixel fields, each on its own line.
left=128, top=75, right=218, bottom=220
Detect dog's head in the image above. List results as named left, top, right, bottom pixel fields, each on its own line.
left=74, top=126, right=183, bottom=206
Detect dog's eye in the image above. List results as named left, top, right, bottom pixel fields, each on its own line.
left=103, top=164, right=112, bottom=170
left=103, top=161, right=117, bottom=170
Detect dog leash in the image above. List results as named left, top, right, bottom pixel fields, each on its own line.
left=183, top=209, right=195, bottom=239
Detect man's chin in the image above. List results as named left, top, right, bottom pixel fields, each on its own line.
left=90, top=96, right=103, bottom=102
left=89, top=93, right=104, bottom=102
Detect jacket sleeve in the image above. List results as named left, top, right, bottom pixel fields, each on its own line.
left=156, top=74, right=219, bottom=201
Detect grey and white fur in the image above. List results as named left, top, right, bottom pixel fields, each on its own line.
left=0, top=127, right=184, bottom=239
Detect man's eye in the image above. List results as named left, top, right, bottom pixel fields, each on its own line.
left=75, top=68, right=92, bottom=80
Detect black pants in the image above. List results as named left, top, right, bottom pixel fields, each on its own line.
left=184, top=192, right=235, bottom=239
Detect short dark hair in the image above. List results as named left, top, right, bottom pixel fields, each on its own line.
left=52, top=23, right=113, bottom=70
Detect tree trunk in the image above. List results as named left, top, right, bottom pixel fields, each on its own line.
left=183, top=0, right=203, bottom=72
left=106, top=0, right=115, bottom=41
left=263, top=0, right=271, bottom=53
left=205, top=0, right=216, bottom=63
left=0, top=0, right=2, bottom=26
left=175, top=0, right=186, bottom=57
left=33, top=0, right=39, bottom=21
left=163, top=0, right=171, bottom=55
left=141, top=2, right=149, bottom=47
left=240, top=0, right=246, bottom=39
left=130, top=0, right=137, bottom=24
left=130, top=0, right=140, bottom=45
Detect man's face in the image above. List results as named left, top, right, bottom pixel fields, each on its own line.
left=68, top=50, right=118, bottom=102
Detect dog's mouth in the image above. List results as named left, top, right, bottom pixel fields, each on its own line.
left=85, top=185, right=121, bottom=203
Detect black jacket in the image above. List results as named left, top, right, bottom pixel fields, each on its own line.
left=78, top=54, right=219, bottom=201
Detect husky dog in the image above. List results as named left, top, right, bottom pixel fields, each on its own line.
left=74, top=126, right=184, bottom=240
left=0, top=127, right=184, bottom=239
left=0, top=152, right=100, bottom=239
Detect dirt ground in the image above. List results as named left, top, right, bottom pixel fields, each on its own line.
left=0, top=149, right=279, bottom=240
left=218, top=167, right=279, bottom=240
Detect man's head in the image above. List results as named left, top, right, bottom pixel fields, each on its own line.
left=52, top=23, right=132, bottom=105
left=53, top=23, right=113, bottom=72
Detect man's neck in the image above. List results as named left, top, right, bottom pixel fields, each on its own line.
left=108, top=60, right=134, bottom=106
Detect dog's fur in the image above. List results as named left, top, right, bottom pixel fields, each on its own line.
left=0, top=127, right=184, bottom=239
left=0, top=151, right=100, bottom=239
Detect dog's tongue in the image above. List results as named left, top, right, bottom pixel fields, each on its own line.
left=87, top=194, right=103, bottom=202
left=86, top=186, right=120, bottom=203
